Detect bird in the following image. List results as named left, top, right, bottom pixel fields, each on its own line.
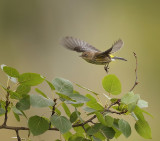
left=61, top=36, right=127, bottom=72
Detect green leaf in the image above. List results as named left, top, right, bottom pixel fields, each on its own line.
left=118, top=119, right=131, bottom=138
left=94, top=131, right=105, bottom=141
left=52, top=78, right=73, bottom=96
left=12, top=106, right=27, bottom=119
left=137, top=100, right=148, bottom=108
left=16, top=84, right=31, bottom=95
left=75, top=83, right=99, bottom=96
left=30, top=94, right=54, bottom=108
left=13, top=112, right=20, bottom=121
left=86, top=94, right=104, bottom=111
left=101, top=126, right=115, bottom=139
left=121, top=92, right=140, bottom=105
left=62, top=102, right=71, bottom=117
left=12, top=107, right=23, bottom=115
left=2, top=65, right=19, bottom=78
left=95, top=112, right=106, bottom=126
left=69, top=136, right=91, bottom=141
left=0, top=108, right=5, bottom=115
left=63, top=131, right=72, bottom=140
left=105, top=115, right=114, bottom=127
left=55, top=108, right=61, bottom=115
left=83, top=107, right=96, bottom=113
left=92, top=136, right=101, bottom=141
left=16, top=95, right=30, bottom=110
left=86, top=123, right=102, bottom=135
left=113, top=118, right=120, bottom=129
left=133, top=106, right=145, bottom=121
left=113, top=126, right=122, bottom=138
left=68, top=93, right=90, bottom=104
left=56, top=92, right=74, bottom=101
left=135, top=120, right=152, bottom=139
left=18, top=73, right=44, bottom=86
left=50, top=115, right=72, bottom=134
left=70, top=111, right=80, bottom=123
left=128, top=102, right=137, bottom=112
left=71, top=103, right=84, bottom=108
left=74, top=126, right=85, bottom=137
left=10, top=91, right=22, bottom=100
left=28, top=115, right=49, bottom=136
left=45, top=80, right=55, bottom=90
left=102, top=74, right=121, bottom=95
left=35, top=88, right=48, bottom=98
left=0, top=100, right=10, bottom=116
left=141, top=109, right=153, bottom=118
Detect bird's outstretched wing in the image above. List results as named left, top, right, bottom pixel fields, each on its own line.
left=61, top=36, right=100, bottom=52
left=96, top=39, right=124, bottom=58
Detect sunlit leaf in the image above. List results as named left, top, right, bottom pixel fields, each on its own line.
left=45, top=80, right=55, bottom=90
left=75, top=83, right=99, bottom=96
left=62, top=102, right=71, bottom=117
left=35, top=88, right=47, bottom=98
left=135, top=120, right=152, bottom=139
left=95, top=112, right=106, bottom=126
left=18, top=73, right=44, bottom=86
left=13, top=112, right=20, bottom=122
left=86, top=94, right=103, bottom=111
left=121, top=92, right=140, bottom=105
left=63, top=131, right=72, bottom=140
left=105, top=115, right=114, bottom=127
left=102, top=74, right=121, bottom=95
left=16, top=84, right=31, bottom=95
left=133, top=106, right=145, bottom=121
left=137, top=100, right=148, bottom=108
left=2, top=65, right=19, bottom=78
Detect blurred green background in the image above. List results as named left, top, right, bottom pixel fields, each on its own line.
left=0, top=0, right=159, bottom=140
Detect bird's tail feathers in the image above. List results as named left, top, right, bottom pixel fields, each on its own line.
left=112, top=56, right=127, bottom=61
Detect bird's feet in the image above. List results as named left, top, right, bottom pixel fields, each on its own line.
left=104, top=64, right=109, bottom=73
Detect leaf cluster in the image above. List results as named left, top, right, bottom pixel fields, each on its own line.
left=0, top=65, right=152, bottom=141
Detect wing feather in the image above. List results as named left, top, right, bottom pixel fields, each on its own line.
left=61, top=36, right=100, bottom=52
left=96, top=39, right=124, bottom=58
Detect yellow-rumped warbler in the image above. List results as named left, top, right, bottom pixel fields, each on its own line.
left=61, top=36, right=127, bottom=72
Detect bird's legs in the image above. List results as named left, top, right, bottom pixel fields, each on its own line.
left=104, top=63, right=109, bottom=73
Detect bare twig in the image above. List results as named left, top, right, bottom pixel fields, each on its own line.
left=49, top=98, right=57, bottom=128
left=51, top=99, right=57, bottom=116
left=130, top=52, right=139, bottom=91
left=2, top=86, right=10, bottom=126
left=15, top=130, right=21, bottom=141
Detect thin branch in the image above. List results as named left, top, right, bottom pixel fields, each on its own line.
left=2, top=86, right=10, bottom=126
left=130, top=52, right=139, bottom=91
left=15, top=130, right=21, bottom=141
left=0, top=125, right=59, bottom=131
left=49, top=98, right=57, bottom=128
left=0, top=99, right=127, bottom=140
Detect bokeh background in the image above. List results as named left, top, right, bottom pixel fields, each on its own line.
left=0, top=0, right=159, bottom=141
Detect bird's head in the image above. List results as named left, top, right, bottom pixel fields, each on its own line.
left=80, top=52, right=93, bottom=59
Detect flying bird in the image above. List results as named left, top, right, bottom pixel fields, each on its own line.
left=61, top=36, right=127, bottom=72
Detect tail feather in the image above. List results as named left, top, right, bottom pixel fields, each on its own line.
left=112, top=56, right=127, bottom=61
